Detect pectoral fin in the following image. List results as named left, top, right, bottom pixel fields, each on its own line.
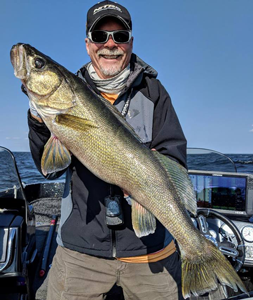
left=55, top=114, right=98, bottom=131
left=130, top=198, right=156, bottom=238
left=41, top=135, right=71, bottom=176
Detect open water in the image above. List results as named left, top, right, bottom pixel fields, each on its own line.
left=0, top=150, right=252, bottom=191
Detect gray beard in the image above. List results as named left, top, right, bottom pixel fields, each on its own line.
left=100, top=65, right=122, bottom=77
left=87, top=62, right=130, bottom=94
left=96, top=48, right=125, bottom=77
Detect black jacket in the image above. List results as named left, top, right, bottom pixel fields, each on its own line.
left=28, top=54, right=187, bottom=258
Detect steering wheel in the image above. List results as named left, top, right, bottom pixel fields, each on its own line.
left=196, top=209, right=245, bottom=272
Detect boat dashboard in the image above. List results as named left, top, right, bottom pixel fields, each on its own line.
left=188, top=169, right=253, bottom=267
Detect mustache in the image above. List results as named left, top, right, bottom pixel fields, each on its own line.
left=97, top=49, right=124, bottom=56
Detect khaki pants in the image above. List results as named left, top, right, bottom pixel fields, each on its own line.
left=47, top=246, right=184, bottom=300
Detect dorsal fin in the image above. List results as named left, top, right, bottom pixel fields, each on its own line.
left=152, top=151, right=197, bottom=216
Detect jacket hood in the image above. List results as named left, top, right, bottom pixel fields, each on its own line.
left=131, top=54, right=158, bottom=78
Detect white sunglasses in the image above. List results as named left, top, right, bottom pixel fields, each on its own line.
left=87, top=30, right=132, bottom=44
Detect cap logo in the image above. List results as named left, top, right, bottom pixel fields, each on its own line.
left=93, top=4, right=122, bottom=15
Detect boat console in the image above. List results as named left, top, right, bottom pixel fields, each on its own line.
left=188, top=170, right=253, bottom=218
left=189, top=169, right=253, bottom=268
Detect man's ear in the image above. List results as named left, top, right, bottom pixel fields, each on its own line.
left=85, top=38, right=90, bottom=56
left=130, top=36, right=134, bottom=50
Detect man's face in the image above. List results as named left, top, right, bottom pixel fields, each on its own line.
left=85, top=18, right=133, bottom=79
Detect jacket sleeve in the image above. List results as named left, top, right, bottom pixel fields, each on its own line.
left=27, top=110, right=66, bottom=179
left=148, top=79, right=187, bottom=169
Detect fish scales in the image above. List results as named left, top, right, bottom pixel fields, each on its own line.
left=10, top=43, right=247, bottom=298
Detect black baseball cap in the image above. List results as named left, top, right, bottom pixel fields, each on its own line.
left=86, top=1, right=132, bottom=35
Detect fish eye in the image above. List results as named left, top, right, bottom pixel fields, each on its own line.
left=34, top=57, right=45, bottom=69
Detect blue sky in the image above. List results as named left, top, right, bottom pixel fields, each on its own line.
left=1, top=0, right=253, bottom=153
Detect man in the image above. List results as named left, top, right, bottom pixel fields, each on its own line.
left=27, top=1, right=187, bottom=299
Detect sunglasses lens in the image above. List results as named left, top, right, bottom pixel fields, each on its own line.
left=90, top=31, right=131, bottom=43
left=113, top=31, right=130, bottom=43
left=91, top=31, right=108, bottom=43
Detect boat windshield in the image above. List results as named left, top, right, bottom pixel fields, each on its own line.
left=187, top=148, right=237, bottom=173
left=0, top=146, right=26, bottom=200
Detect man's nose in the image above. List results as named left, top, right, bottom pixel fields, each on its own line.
left=104, top=35, right=117, bottom=48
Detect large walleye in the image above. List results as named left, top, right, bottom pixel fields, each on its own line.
left=11, top=43, right=246, bottom=298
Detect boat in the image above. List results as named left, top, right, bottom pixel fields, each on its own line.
left=0, top=146, right=253, bottom=300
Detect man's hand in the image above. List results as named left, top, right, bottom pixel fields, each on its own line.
left=29, top=101, right=43, bottom=123
left=122, top=189, right=129, bottom=198
left=21, top=84, right=43, bottom=123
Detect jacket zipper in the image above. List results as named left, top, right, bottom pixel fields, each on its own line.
left=112, top=229, right=116, bottom=257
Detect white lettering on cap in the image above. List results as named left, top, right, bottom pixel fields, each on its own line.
left=93, top=4, right=122, bottom=15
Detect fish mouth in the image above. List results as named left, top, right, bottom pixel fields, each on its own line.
left=10, top=43, right=28, bottom=79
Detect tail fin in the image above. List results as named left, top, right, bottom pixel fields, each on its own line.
left=181, top=240, right=247, bottom=298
